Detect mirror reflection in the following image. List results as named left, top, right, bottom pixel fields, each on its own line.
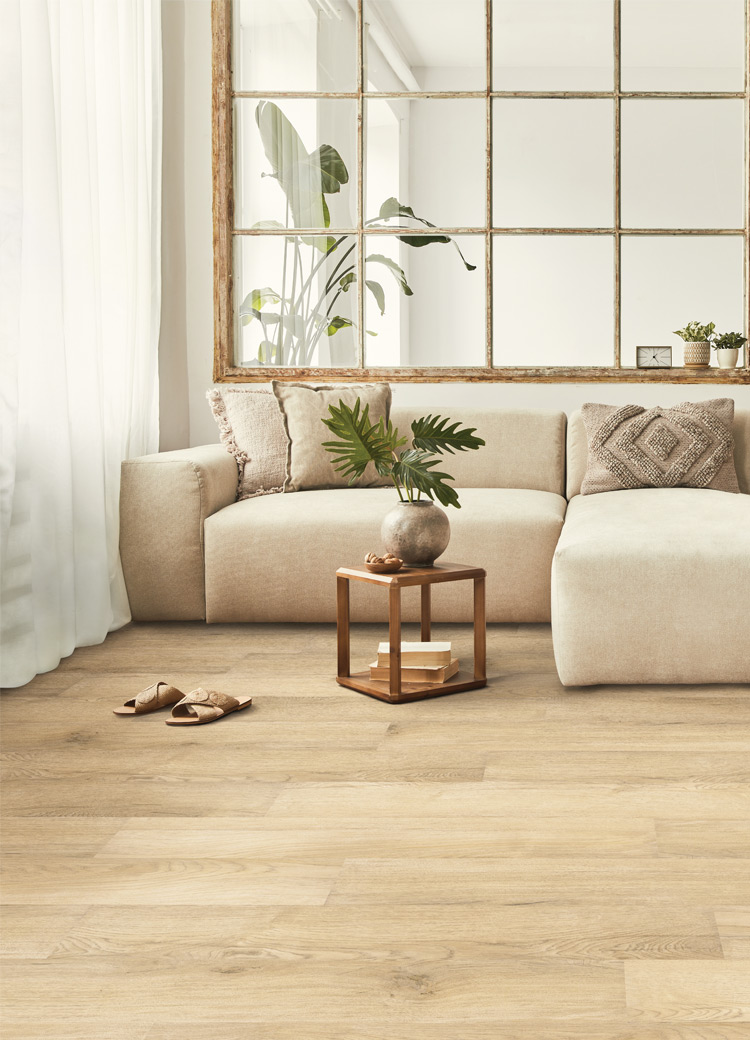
left=364, top=0, right=486, bottom=92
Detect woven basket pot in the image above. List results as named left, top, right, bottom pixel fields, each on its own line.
left=683, top=340, right=711, bottom=367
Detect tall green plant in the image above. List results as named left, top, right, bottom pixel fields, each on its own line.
left=239, top=102, right=476, bottom=367
left=321, top=399, right=485, bottom=509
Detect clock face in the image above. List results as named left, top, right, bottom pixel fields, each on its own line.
left=636, top=346, right=672, bottom=369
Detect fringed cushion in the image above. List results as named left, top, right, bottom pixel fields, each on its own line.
left=207, top=388, right=287, bottom=500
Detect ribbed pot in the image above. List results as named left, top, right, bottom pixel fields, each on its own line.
left=715, top=347, right=739, bottom=369
left=683, top=340, right=711, bottom=367
left=381, top=501, right=450, bottom=567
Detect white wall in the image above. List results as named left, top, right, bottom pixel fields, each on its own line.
left=159, top=1, right=749, bottom=451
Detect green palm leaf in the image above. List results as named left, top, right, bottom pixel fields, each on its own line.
left=411, top=414, right=485, bottom=455
left=392, top=449, right=461, bottom=509
left=321, top=399, right=403, bottom=484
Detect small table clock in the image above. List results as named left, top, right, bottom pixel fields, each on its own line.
left=636, top=346, right=672, bottom=369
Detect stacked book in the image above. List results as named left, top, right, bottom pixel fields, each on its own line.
left=369, top=641, right=458, bottom=683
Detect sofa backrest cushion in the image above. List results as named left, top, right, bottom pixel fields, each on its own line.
left=567, top=406, right=750, bottom=498
left=389, top=407, right=566, bottom=495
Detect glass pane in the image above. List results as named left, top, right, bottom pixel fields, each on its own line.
left=493, top=236, right=614, bottom=366
left=493, top=100, right=613, bottom=228
left=232, top=0, right=357, bottom=92
left=621, top=100, right=744, bottom=230
left=621, top=236, right=744, bottom=367
left=364, top=0, right=486, bottom=92
left=235, top=99, right=357, bottom=230
left=234, top=235, right=359, bottom=368
left=493, top=0, right=614, bottom=91
left=365, top=99, right=486, bottom=227
left=621, top=0, right=745, bottom=92
left=364, top=234, right=485, bottom=366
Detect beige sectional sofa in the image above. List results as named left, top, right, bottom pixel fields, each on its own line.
left=120, top=404, right=750, bottom=685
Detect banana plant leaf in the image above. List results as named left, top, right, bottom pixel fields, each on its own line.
left=326, top=316, right=354, bottom=336
left=365, top=254, right=413, bottom=296
left=255, top=101, right=348, bottom=231
left=375, top=197, right=476, bottom=271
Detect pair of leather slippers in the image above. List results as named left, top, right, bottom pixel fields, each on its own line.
left=113, top=681, right=252, bottom=725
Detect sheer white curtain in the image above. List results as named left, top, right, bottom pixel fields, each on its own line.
left=0, top=0, right=161, bottom=688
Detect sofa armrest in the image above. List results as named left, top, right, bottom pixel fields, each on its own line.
left=120, top=445, right=238, bottom=620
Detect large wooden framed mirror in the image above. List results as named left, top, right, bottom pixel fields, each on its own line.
left=213, top=0, right=749, bottom=383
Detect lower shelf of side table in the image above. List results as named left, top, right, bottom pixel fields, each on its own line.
left=336, top=670, right=487, bottom=704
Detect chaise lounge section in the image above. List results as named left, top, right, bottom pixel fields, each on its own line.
left=551, top=409, right=750, bottom=685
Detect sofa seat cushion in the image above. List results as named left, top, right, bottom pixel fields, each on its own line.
left=204, top=487, right=566, bottom=623
left=552, top=488, right=750, bottom=685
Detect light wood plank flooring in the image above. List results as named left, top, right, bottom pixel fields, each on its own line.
left=1, top=621, right=749, bottom=1039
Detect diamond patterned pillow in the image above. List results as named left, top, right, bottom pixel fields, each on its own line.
left=580, top=399, right=740, bottom=496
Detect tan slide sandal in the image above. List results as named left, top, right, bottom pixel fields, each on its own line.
left=113, top=681, right=185, bottom=716
left=165, top=688, right=253, bottom=726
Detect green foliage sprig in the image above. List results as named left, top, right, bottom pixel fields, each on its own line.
left=321, top=399, right=484, bottom=509
left=712, top=331, right=747, bottom=351
left=673, top=320, right=716, bottom=343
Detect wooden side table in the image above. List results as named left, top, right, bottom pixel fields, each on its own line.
left=336, top=561, right=487, bottom=704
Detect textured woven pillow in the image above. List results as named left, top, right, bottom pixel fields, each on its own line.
left=207, top=388, right=288, bottom=500
left=580, top=399, right=740, bottom=496
left=272, top=381, right=392, bottom=492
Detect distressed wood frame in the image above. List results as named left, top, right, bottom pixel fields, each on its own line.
left=212, top=0, right=750, bottom=383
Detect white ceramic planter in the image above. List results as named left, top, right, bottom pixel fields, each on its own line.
left=715, top=347, right=739, bottom=369
left=683, top=341, right=711, bottom=367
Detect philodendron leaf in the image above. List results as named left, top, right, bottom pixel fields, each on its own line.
left=365, top=254, right=413, bottom=296
left=250, top=220, right=285, bottom=230
left=310, top=144, right=349, bottom=188
left=326, top=316, right=354, bottom=336
left=365, top=280, right=386, bottom=315
left=392, top=449, right=461, bottom=509
left=339, top=272, right=356, bottom=292
left=410, top=414, right=485, bottom=455
left=321, top=398, right=396, bottom=483
left=375, top=196, right=477, bottom=271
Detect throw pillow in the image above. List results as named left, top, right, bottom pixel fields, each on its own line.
left=206, top=388, right=288, bottom=500
left=272, top=381, right=392, bottom=492
left=580, top=398, right=740, bottom=496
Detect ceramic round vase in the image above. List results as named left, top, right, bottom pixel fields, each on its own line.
left=381, top=500, right=450, bottom=567
left=683, top=341, right=711, bottom=367
left=715, top=347, right=739, bottom=369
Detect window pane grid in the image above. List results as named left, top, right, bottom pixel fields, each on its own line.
left=215, top=0, right=750, bottom=381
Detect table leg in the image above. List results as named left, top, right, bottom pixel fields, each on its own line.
left=388, top=584, right=402, bottom=699
left=473, top=576, right=486, bottom=682
left=337, top=576, right=350, bottom=678
left=420, top=584, right=431, bottom=642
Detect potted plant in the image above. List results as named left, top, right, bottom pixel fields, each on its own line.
left=712, top=330, right=746, bottom=369
left=240, top=102, right=475, bottom=367
left=673, top=320, right=715, bottom=368
left=322, top=399, right=484, bottom=566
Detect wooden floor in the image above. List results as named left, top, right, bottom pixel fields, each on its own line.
left=1, top=621, right=749, bottom=1039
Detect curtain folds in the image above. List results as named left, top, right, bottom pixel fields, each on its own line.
left=0, top=0, right=161, bottom=687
